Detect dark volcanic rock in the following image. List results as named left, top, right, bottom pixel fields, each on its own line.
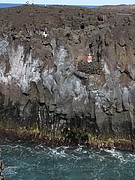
left=0, top=5, right=135, bottom=150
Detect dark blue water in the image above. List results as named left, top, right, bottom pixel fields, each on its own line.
left=0, top=3, right=97, bottom=8
left=0, top=3, right=22, bottom=8
left=1, top=139, right=135, bottom=180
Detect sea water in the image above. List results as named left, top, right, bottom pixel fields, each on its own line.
left=1, top=138, right=135, bottom=180
left=0, top=3, right=97, bottom=8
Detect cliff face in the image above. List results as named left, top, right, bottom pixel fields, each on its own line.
left=0, top=5, right=135, bottom=148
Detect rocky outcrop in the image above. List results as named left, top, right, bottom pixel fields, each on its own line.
left=0, top=5, right=135, bottom=150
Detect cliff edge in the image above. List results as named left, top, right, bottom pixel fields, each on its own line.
left=0, top=5, right=135, bottom=150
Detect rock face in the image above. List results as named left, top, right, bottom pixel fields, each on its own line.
left=0, top=5, right=135, bottom=149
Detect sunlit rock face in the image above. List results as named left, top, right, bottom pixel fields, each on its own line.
left=0, top=5, right=135, bottom=145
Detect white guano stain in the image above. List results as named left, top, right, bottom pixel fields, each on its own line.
left=103, top=62, right=110, bottom=75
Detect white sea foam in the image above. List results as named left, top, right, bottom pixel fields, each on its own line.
left=4, top=166, right=18, bottom=175
left=1, top=139, right=135, bottom=180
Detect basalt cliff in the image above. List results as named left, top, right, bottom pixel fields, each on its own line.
left=0, top=5, right=135, bottom=150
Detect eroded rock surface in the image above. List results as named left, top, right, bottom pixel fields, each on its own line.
left=0, top=5, right=135, bottom=149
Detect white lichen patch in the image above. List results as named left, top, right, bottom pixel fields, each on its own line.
left=0, top=44, right=42, bottom=93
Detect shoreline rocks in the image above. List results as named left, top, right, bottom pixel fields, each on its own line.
left=0, top=127, right=134, bottom=152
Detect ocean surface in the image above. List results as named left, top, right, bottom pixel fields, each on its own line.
left=0, top=3, right=97, bottom=8
left=1, top=138, right=135, bottom=180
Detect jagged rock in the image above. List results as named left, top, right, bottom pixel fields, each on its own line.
left=0, top=5, right=135, bottom=148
